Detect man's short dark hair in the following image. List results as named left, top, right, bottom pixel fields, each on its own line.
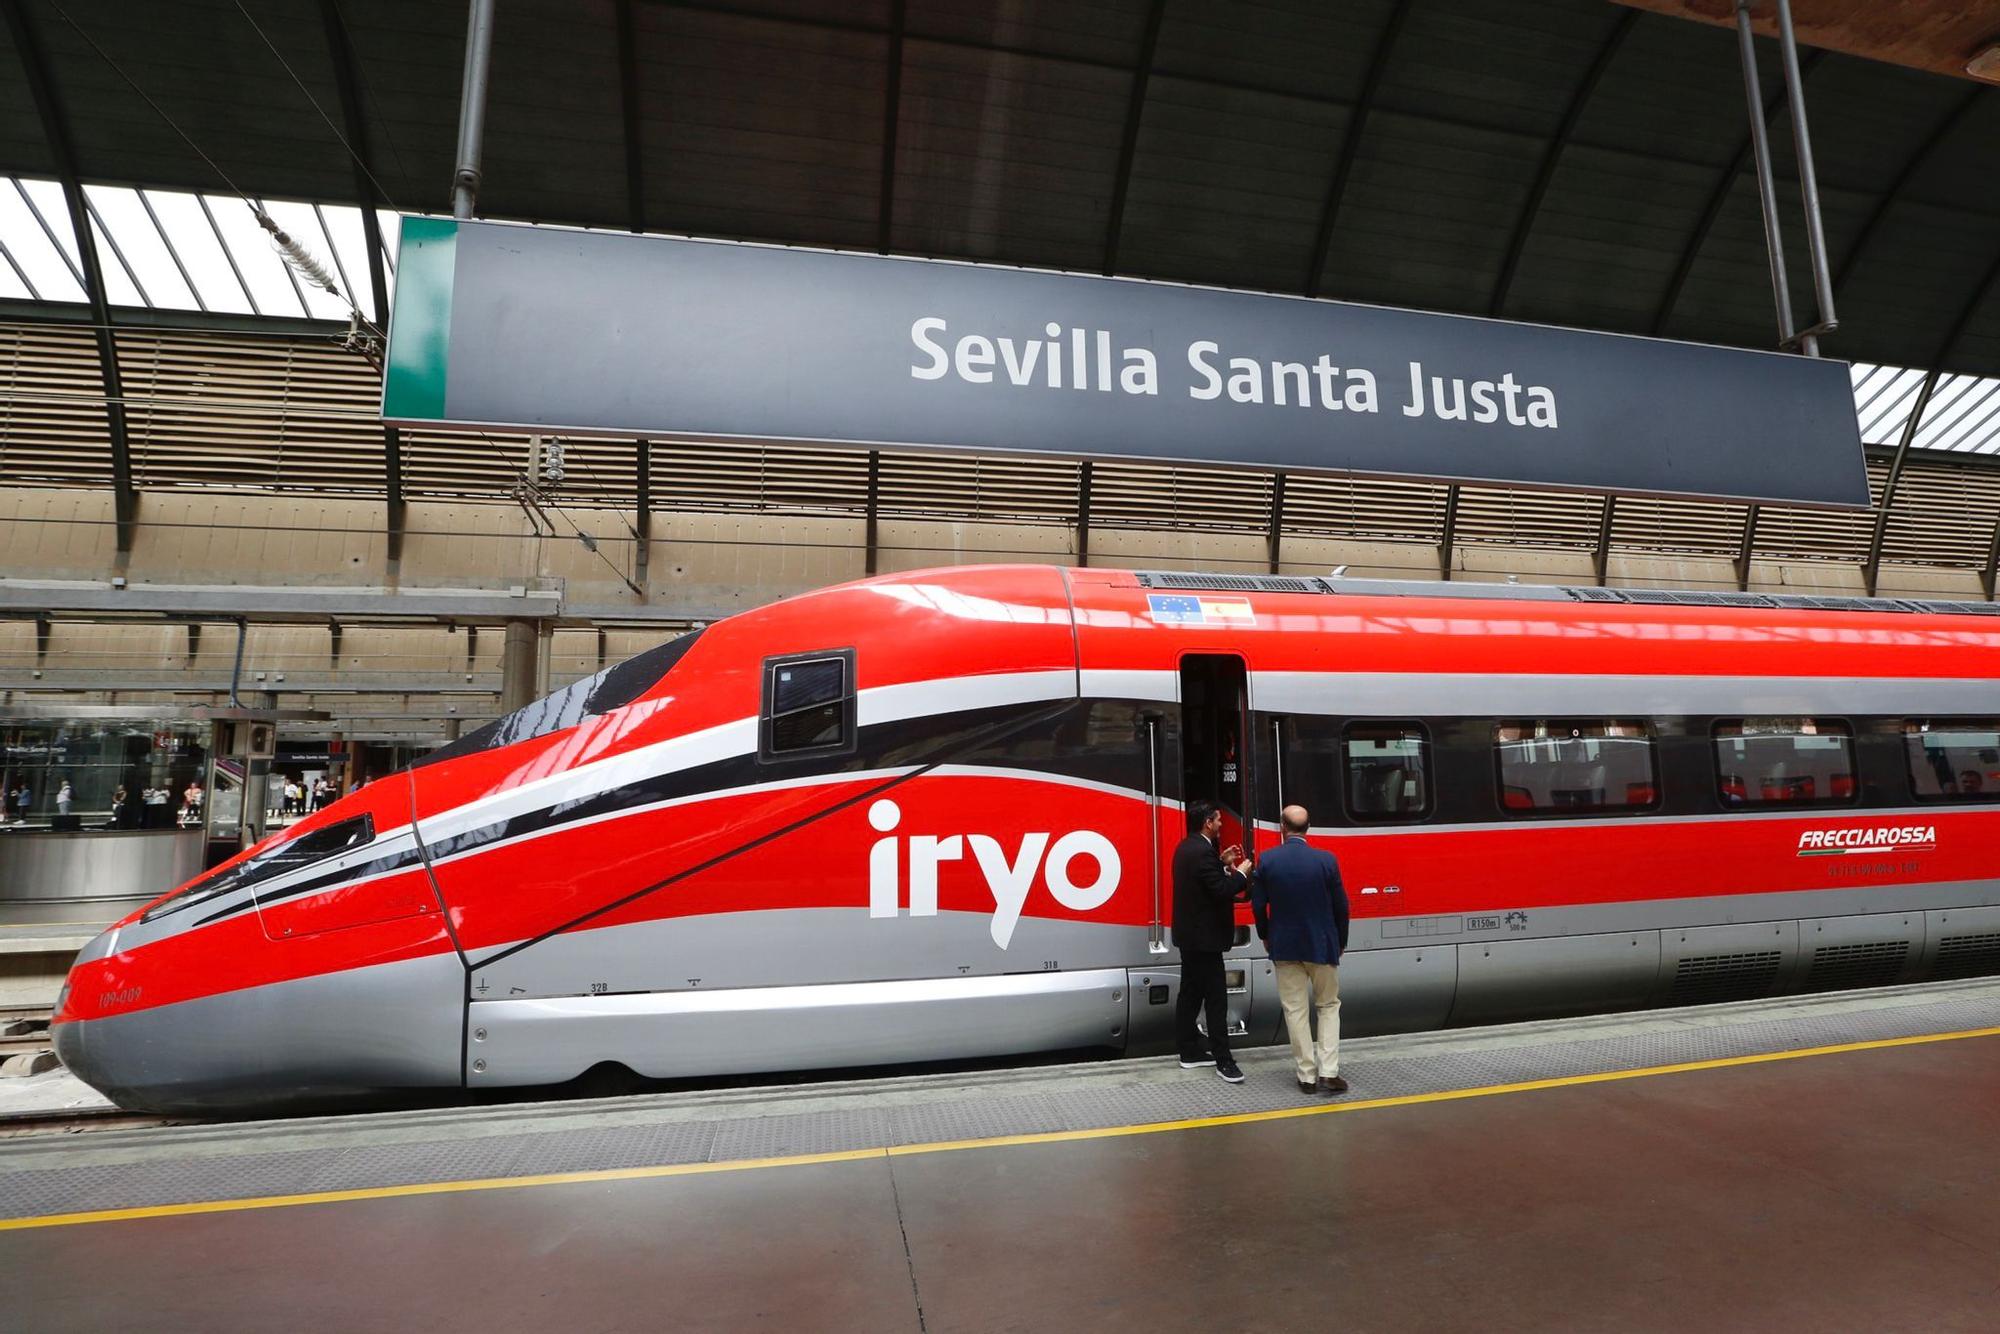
left=1187, top=799, right=1219, bottom=833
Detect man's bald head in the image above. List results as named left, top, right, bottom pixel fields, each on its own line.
left=1281, top=805, right=1310, bottom=834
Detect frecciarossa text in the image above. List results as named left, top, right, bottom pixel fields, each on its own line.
left=909, top=316, right=1560, bottom=428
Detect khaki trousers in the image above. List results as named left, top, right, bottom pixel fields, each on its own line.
left=1274, top=960, right=1340, bottom=1082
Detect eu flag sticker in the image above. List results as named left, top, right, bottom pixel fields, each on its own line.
left=1147, top=593, right=1205, bottom=623
left=1146, top=593, right=1255, bottom=625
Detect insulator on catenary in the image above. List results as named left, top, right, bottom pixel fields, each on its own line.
left=253, top=209, right=344, bottom=301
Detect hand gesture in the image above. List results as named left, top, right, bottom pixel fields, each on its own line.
left=1221, top=843, right=1244, bottom=864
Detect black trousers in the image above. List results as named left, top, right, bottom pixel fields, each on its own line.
left=1176, top=949, right=1232, bottom=1062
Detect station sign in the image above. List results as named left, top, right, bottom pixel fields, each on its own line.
left=382, top=217, right=1870, bottom=508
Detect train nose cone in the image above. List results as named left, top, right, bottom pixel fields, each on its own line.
left=49, top=927, right=142, bottom=1107
left=51, top=1012, right=98, bottom=1087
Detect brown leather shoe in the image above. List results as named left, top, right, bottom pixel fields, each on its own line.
left=1317, top=1076, right=1349, bottom=1095
left=1297, top=1079, right=1316, bottom=1095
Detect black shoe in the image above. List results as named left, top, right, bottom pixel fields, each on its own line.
left=1297, top=1079, right=1317, bottom=1095
left=1216, top=1061, right=1245, bottom=1084
left=1317, top=1076, right=1349, bottom=1095
left=1177, top=1051, right=1216, bottom=1069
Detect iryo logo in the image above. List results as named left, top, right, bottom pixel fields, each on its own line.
left=866, top=798, right=1121, bottom=948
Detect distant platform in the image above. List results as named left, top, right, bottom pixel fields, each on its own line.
left=8, top=977, right=2000, bottom=1329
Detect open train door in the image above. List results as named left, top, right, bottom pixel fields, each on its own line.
left=1172, top=652, right=1282, bottom=1046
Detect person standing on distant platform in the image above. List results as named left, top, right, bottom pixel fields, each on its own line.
left=1252, top=805, right=1351, bottom=1096
left=1172, top=799, right=1253, bottom=1084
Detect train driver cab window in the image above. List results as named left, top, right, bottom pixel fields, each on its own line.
left=140, top=813, right=376, bottom=923
left=1904, top=720, right=2000, bottom=802
left=1714, top=718, right=1855, bottom=806
left=1494, top=720, right=1658, bottom=815
left=1342, top=723, right=1430, bottom=822
left=761, top=651, right=856, bottom=759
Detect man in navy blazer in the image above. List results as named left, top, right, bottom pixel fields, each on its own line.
left=1251, top=805, right=1351, bottom=1096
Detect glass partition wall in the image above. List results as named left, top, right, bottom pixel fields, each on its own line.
left=1, top=718, right=211, bottom=830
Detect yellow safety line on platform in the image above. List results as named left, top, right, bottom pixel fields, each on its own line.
left=6, top=1022, right=2000, bottom=1232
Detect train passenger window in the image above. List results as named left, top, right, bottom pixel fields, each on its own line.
left=762, top=651, right=855, bottom=758
left=1713, top=718, right=1855, bottom=807
left=1904, top=720, right=2000, bottom=801
left=1342, top=723, right=1430, bottom=822
left=1493, top=720, right=1658, bottom=816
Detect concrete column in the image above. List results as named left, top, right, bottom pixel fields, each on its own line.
left=499, top=618, right=537, bottom=714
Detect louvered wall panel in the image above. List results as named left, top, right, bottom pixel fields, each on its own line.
left=1088, top=463, right=1273, bottom=532
left=1454, top=486, right=1601, bottom=549
left=650, top=441, right=871, bottom=515
left=1282, top=474, right=1448, bottom=543
left=1880, top=457, right=2000, bottom=566
left=400, top=428, right=537, bottom=497
left=1608, top=495, right=1747, bottom=556
left=1754, top=459, right=1887, bottom=563
left=0, top=324, right=116, bottom=486
left=876, top=453, right=1078, bottom=523
left=114, top=332, right=385, bottom=492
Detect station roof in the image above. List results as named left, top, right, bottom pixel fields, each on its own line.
left=1, top=0, right=1997, bottom=379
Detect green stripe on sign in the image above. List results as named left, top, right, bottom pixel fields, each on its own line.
left=381, top=216, right=459, bottom=421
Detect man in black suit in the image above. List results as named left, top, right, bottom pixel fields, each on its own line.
left=1173, top=799, right=1252, bottom=1083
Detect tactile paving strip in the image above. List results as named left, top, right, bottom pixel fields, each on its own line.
left=6, top=979, right=2000, bottom=1221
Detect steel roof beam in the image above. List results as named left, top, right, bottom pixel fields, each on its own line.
left=320, top=0, right=405, bottom=565
left=876, top=0, right=903, bottom=255
left=11, top=177, right=84, bottom=290
left=1304, top=0, right=1411, bottom=299
left=196, top=192, right=259, bottom=314
left=864, top=450, right=881, bottom=575
left=1437, top=483, right=1459, bottom=581
left=1489, top=10, right=1637, bottom=318
left=1593, top=495, right=1616, bottom=585
left=634, top=437, right=652, bottom=583
left=136, top=188, right=204, bottom=311
left=615, top=0, right=645, bottom=234
left=1862, top=368, right=1937, bottom=596
left=5, top=1, right=137, bottom=556
left=0, top=232, right=37, bottom=299
left=1733, top=506, right=1759, bottom=591
left=80, top=193, right=148, bottom=305
left=1267, top=473, right=1286, bottom=574
left=1075, top=461, right=1093, bottom=566
left=0, top=299, right=342, bottom=337
left=1864, top=235, right=2000, bottom=590
left=1101, top=0, right=1165, bottom=276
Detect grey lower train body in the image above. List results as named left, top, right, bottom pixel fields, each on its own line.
left=55, top=878, right=2000, bottom=1114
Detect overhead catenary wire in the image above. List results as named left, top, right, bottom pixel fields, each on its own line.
left=43, top=1, right=376, bottom=333
left=474, top=430, right=647, bottom=597
left=43, top=1, right=257, bottom=209
left=230, top=0, right=405, bottom=216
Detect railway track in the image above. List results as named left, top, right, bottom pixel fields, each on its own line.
left=0, top=1106, right=177, bottom=1138
left=0, top=1009, right=54, bottom=1064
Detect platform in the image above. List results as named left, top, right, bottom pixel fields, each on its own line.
left=0, top=921, right=100, bottom=1013
left=9, top=979, right=2000, bottom=1331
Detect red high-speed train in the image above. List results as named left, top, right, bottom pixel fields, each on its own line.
left=53, top=565, right=2000, bottom=1112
